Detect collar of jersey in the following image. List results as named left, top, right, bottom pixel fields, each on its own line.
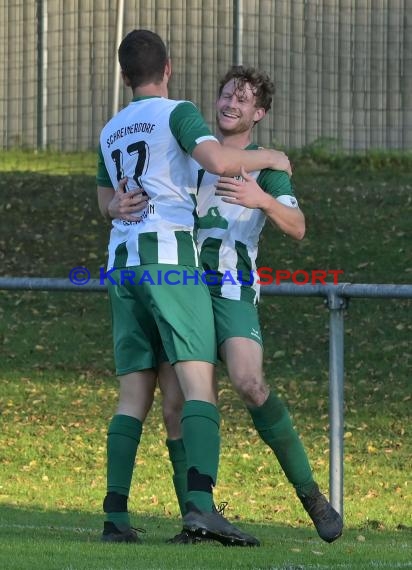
left=131, top=95, right=162, bottom=102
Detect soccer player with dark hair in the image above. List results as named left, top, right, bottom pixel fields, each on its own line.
left=96, top=30, right=290, bottom=546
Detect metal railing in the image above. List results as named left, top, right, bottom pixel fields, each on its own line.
left=1, top=276, right=411, bottom=518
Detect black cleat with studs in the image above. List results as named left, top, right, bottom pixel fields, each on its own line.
left=101, top=521, right=145, bottom=543
left=182, top=502, right=260, bottom=547
left=166, top=529, right=208, bottom=544
left=299, top=484, right=343, bottom=543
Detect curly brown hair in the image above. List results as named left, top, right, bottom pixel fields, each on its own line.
left=218, top=65, right=274, bottom=111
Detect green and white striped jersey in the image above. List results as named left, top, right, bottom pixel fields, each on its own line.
left=97, top=96, right=217, bottom=269
left=195, top=144, right=298, bottom=304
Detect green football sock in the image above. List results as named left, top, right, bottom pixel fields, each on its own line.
left=181, top=400, right=220, bottom=512
left=248, top=391, right=316, bottom=496
left=166, top=438, right=188, bottom=516
left=105, top=414, right=142, bottom=525
left=103, top=414, right=142, bottom=525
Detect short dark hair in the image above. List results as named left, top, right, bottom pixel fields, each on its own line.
left=218, top=66, right=274, bottom=112
left=118, top=29, right=168, bottom=89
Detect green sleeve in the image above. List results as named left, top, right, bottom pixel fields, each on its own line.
left=169, top=102, right=217, bottom=155
left=96, top=145, right=113, bottom=187
left=256, top=168, right=295, bottom=198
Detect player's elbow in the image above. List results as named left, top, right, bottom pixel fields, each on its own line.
left=294, top=219, right=306, bottom=241
left=210, top=160, right=229, bottom=176
left=199, top=155, right=228, bottom=176
left=295, top=228, right=305, bottom=241
left=284, top=216, right=305, bottom=241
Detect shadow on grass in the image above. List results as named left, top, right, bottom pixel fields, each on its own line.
left=1, top=504, right=411, bottom=570
left=0, top=502, right=318, bottom=546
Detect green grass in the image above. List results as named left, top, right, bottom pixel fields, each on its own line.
left=0, top=149, right=96, bottom=175
left=0, top=151, right=411, bottom=569
left=1, top=506, right=410, bottom=570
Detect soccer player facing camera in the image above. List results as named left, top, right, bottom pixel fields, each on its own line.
left=159, top=65, right=343, bottom=545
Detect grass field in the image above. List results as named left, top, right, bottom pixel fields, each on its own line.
left=0, top=150, right=411, bottom=569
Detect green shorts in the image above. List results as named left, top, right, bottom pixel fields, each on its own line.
left=108, top=264, right=216, bottom=375
left=211, top=296, right=263, bottom=348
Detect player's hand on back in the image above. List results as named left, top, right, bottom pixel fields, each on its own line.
left=108, top=177, right=149, bottom=221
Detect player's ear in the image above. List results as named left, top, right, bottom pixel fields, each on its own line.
left=253, top=107, right=266, bottom=124
left=164, top=58, right=172, bottom=80
left=121, top=70, right=131, bottom=87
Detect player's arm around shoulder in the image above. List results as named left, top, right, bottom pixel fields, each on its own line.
left=193, top=141, right=291, bottom=177
left=170, top=102, right=291, bottom=176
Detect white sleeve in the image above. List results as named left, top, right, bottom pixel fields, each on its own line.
left=276, top=195, right=299, bottom=208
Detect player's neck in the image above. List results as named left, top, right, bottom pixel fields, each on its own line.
left=219, top=131, right=252, bottom=149
left=133, top=83, right=168, bottom=99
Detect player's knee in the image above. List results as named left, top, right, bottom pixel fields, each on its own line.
left=117, top=390, right=155, bottom=420
left=232, top=373, right=269, bottom=407
left=162, top=400, right=183, bottom=438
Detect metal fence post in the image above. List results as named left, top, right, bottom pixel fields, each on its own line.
left=36, top=0, right=48, bottom=148
left=112, top=0, right=124, bottom=117
left=1, top=278, right=411, bottom=521
left=327, top=291, right=347, bottom=517
left=233, top=0, right=243, bottom=65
